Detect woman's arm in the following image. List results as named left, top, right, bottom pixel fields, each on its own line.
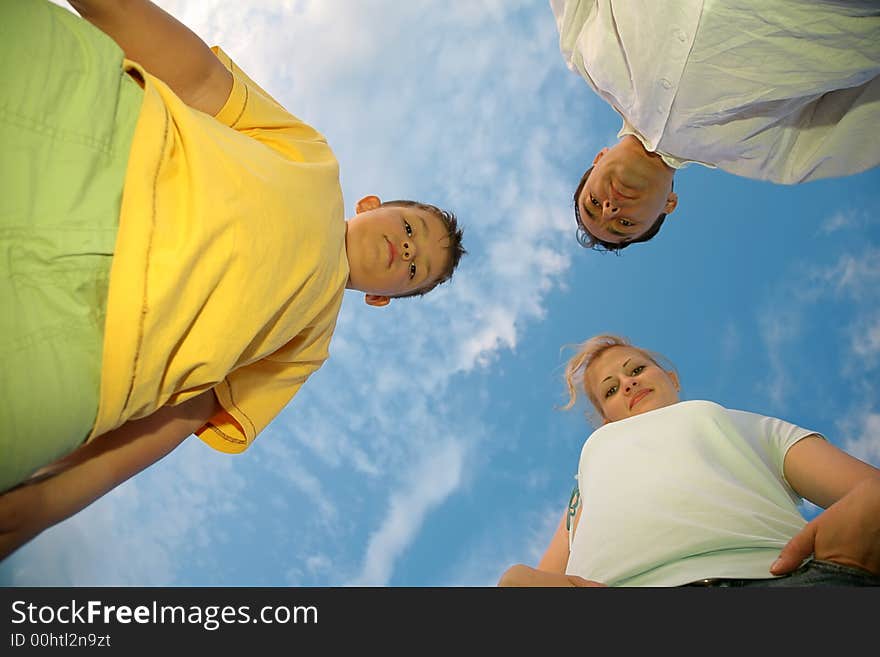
left=67, top=0, right=232, bottom=115
left=537, top=507, right=575, bottom=573
left=497, top=505, right=606, bottom=587
left=497, top=564, right=605, bottom=587
left=0, top=389, right=219, bottom=561
left=772, top=434, right=880, bottom=575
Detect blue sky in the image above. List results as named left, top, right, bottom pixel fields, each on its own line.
left=3, top=0, right=878, bottom=587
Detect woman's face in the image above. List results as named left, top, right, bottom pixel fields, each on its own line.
left=585, top=346, right=680, bottom=423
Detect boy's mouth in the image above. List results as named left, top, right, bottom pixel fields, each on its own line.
left=385, top=237, right=396, bottom=267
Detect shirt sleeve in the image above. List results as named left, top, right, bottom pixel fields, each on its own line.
left=195, top=315, right=339, bottom=453
left=726, top=408, right=825, bottom=485
left=209, top=46, right=332, bottom=157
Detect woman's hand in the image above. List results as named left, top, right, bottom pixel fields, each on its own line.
left=772, top=477, right=880, bottom=576
left=498, top=564, right=606, bottom=587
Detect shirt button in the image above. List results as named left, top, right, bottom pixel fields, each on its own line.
left=660, top=78, right=672, bottom=89
left=657, top=106, right=664, bottom=113
left=674, top=28, right=686, bottom=42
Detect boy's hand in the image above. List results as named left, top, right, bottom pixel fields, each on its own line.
left=497, top=564, right=606, bottom=587
left=771, top=477, right=880, bottom=576
left=0, top=480, right=48, bottom=561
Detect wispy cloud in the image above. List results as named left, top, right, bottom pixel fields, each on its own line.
left=351, top=439, right=466, bottom=585
left=841, top=411, right=880, bottom=468
left=757, top=244, right=880, bottom=410
left=443, top=502, right=562, bottom=587
left=819, top=209, right=879, bottom=235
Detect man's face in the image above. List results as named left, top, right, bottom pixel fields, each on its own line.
left=345, top=198, right=451, bottom=300
left=576, top=136, right=678, bottom=245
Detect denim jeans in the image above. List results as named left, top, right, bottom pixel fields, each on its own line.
left=683, top=559, right=880, bottom=587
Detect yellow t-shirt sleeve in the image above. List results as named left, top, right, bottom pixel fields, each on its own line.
left=196, top=357, right=319, bottom=453
left=195, top=297, right=344, bottom=453
left=210, top=46, right=326, bottom=144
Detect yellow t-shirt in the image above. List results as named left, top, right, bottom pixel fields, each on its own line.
left=91, top=47, right=349, bottom=453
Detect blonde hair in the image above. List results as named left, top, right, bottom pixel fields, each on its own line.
left=561, top=334, right=676, bottom=424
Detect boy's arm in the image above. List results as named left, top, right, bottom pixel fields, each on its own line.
left=772, top=434, right=880, bottom=575
left=0, top=389, right=219, bottom=561
left=67, top=0, right=232, bottom=115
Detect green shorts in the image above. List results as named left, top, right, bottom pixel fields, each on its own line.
left=0, top=0, right=143, bottom=492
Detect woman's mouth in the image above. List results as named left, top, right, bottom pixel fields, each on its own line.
left=629, top=389, right=651, bottom=410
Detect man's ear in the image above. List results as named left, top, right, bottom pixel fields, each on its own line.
left=356, top=195, right=382, bottom=214
left=664, top=192, right=679, bottom=215
left=592, top=147, right=610, bottom=166
left=364, top=294, right=390, bottom=307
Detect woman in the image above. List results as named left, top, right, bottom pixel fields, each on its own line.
left=499, top=334, right=880, bottom=586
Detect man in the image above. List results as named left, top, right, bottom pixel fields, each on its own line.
left=552, top=0, right=880, bottom=250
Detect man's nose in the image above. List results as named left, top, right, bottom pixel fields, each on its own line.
left=602, top=200, right=619, bottom=217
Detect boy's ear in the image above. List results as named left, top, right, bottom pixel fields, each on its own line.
left=356, top=195, right=382, bottom=214
left=364, top=294, right=390, bottom=307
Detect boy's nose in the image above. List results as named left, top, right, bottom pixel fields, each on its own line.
left=624, top=379, right=638, bottom=393
left=400, top=241, right=414, bottom=261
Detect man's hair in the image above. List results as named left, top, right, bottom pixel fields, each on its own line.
left=379, top=200, right=466, bottom=298
left=573, top=166, right=671, bottom=253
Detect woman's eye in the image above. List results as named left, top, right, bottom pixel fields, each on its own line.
left=404, top=220, right=413, bottom=236
left=589, top=194, right=600, bottom=208
left=409, top=262, right=416, bottom=279
left=605, top=385, right=617, bottom=398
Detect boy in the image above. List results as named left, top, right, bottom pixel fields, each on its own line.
left=0, top=0, right=465, bottom=558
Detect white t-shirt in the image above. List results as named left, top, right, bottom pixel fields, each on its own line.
left=565, top=400, right=820, bottom=586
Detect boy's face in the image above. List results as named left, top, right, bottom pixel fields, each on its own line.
left=345, top=196, right=451, bottom=305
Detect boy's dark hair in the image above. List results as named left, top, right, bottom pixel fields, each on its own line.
left=380, top=200, right=466, bottom=298
left=573, top=166, right=670, bottom=253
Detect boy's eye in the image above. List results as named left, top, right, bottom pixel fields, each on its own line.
left=605, top=385, right=617, bottom=398
left=589, top=194, right=600, bottom=208
left=619, top=219, right=634, bottom=227
left=632, top=364, right=645, bottom=375
left=409, top=262, right=416, bottom=279
left=403, top=220, right=413, bottom=237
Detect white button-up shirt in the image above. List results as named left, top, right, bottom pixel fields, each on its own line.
left=551, top=0, right=880, bottom=183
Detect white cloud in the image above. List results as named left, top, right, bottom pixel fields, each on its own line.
left=758, top=245, right=880, bottom=409
left=443, top=502, right=561, bottom=587
left=840, top=411, right=880, bottom=469
left=818, top=209, right=879, bottom=235
left=757, top=311, right=802, bottom=407
left=351, top=439, right=466, bottom=585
